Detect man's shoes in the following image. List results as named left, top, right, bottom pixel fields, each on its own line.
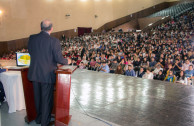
left=35, top=119, right=41, bottom=124
left=35, top=120, right=41, bottom=124
left=49, top=121, right=55, bottom=126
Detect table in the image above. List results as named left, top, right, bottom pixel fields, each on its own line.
left=0, top=71, right=26, bottom=113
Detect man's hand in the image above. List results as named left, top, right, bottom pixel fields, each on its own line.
left=67, top=58, right=71, bottom=65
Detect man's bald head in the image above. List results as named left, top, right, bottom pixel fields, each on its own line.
left=40, top=19, right=53, bottom=32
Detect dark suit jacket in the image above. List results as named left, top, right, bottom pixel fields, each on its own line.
left=28, top=31, right=68, bottom=83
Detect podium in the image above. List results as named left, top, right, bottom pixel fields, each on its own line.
left=55, top=65, right=77, bottom=126
left=7, top=65, right=77, bottom=126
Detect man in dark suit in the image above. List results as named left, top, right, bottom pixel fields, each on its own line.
left=28, top=19, right=71, bottom=126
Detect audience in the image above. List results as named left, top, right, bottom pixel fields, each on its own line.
left=143, top=68, right=154, bottom=79
left=115, top=65, right=124, bottom=75
left=153, top=65, right=163, bottom=76
left=1, top=10, right=193, bottom=85
left=154, top=70, right=165, bottom=81
left=185, top=65, right=194, bottom=78
left=176, top=70, right=187, bottom=85
left=110, top=59, right=118, bottom=73
left=99, top=62, right=110, bottom=73
left=164, top=70, right=176, bottom=83
left=137, top=67, right=145, bottom=78
left=125, top=65, right=136, bottom=77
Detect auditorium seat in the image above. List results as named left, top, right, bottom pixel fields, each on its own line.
left=148, top=2, right=194, bottom=18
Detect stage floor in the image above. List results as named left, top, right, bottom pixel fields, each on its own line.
left=2, top=68, right=194, bottom=126
left=70, top=69, right=194, bottom=126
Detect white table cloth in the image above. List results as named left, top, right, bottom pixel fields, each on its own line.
left=0, top=71, right=26, bottom=113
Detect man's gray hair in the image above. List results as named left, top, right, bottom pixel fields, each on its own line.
left=40, top=19, right=53, bottom=32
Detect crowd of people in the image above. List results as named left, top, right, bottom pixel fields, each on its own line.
left=0, top=48, right=27, bottom=60
left=1, top=11, right=194, bottom=85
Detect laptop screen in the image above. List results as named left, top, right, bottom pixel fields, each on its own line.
left=16, top=52, right=31, bottom=66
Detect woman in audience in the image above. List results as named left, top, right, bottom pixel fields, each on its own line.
left=120, top=59, right=126, bottom=71
left=142, top=68, right=153, bottom=79
left=176, top=70, right=187, bottom=85
left=164, top=70, right=176, bottom=83
left=141, top=57, right=149, bottom=69
left=115, top=65, right=124, bottom=75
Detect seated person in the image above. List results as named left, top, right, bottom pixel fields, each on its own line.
left=182, top=59, right=193, bottom=71
left=154, top=70, right=165, bottom=81
left=88, top=58, right=96, bottom=70
left=164, top=70, right=176, bottom=83
left=110, top=59, right=118, bottom=73
left=79, top=62, right=86, bottom=69
left=155, top=58, right=165, bottom=68
left=115, top=65, right=124, bottom=75
left=153, top=65, right=163, bottom=76
left=133, top=57, right=141, bottom=71
left=137, top=67, right=145, bottom=78
left=163, top=64, right=173, bottom=77
left=185, top=65, right=194, bottom=78
left=164, top=58, right=173, bottom=69
left=95, top=61, right=101, bottom=71
left=141, top=57, right=149, bottom=69
left=82, top=57, right=88, bottom=67
left=176, top=70, right=187, bottom=85
left=142, top=67, right=153, bottom=79
left=101, top=53, right=107, bottom=61
left=149, top=57, right=157, bottom=68
left=99, top=62, right=110, bottom=73
left=76, top=56, right=82, bottom=66
left=120, top=59, right=126, bottom=71
left=69, top=59, right=77, bottom=66
left=173, top=59, right=182, bottom=76
left=125, top=64, right=136, bottom=77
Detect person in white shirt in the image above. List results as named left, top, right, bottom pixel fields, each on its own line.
left=176, top=70, right=187, bottom=85
left=143, top=68, right=153, bottom=79
left=82, top=57, right=88, bottom=66
left=153, top=65, right=163, bottom=76
left=182, top=60, right=193, bottom=71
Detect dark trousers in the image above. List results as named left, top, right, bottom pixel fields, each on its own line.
left=33, top=82, right=54, bottom=126
left=0, top=81, right=5, bottom=102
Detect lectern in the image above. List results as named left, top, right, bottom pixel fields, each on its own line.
left=8, top=65, right=77, bottom=126
left=55, top=65, right=77, bottom=126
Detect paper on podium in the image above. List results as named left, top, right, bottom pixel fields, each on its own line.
left=57, top=65, right=77, bottom=74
